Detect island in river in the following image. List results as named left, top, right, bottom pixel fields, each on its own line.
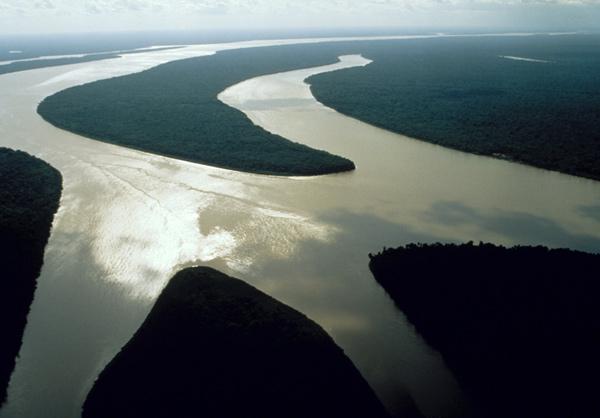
left=37, top=44, right=358, bottom=176
left=369, top=242, right=600, bottom=418
left=0, top=148, right=62, bottom=404
left=38, top=35, right=600, bottom=180
left=83, top=267, right=389, bottom=418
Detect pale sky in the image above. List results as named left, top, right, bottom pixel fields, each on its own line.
left=1, top=0, right=600, bottom=34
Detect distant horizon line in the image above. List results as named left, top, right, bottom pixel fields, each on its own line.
left=0, top=26, right=598, bottom=38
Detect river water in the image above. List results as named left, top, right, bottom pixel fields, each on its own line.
left=1, top=36, right=600, bottom=418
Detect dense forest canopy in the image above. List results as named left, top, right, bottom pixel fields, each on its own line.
left=37, top=43, right=361, bottom=176
left=0, top=148, right=62, bottom=404
left=83, top=267, right=388, bottom=418
left=38, top=35, right=600, bottom=179
left=309, top=35, right=600, bottom=180
left=369, top=242, right=600, bottom=418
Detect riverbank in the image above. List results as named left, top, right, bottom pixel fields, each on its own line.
left=2, top=35, right=600, bottom=418
left=0, top=148, right=62, bottom=404
left=83, top=267, right=389, bottom=418
left=308, top=35, right=600, bottom=181
left=37, top=44, right=362, bottom=176
left=369, top=242, right=600, bottom=418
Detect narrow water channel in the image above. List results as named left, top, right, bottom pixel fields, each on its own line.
left=0, top=37, right=599, bottom=418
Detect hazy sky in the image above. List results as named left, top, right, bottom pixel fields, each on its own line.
left=1, top=0, right=600, bottom=34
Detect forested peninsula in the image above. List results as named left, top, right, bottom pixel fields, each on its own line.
left=369, top=242, right=600, bottom=418
left=37, top=36, right=600, bottom=179
left=38, top=44, right=358, bottom=176
left=309, top=35, right=600, bottom=181
left=0, top=148, right=62, bottom=404
left=83, top=267, right=388, bottom=418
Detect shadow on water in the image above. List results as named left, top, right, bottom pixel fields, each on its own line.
left=0, top=229, right=155, bottom=418
left=9, top=202, right=595, bottom=418
left=249, top=209, right=465, bottom=418
left=425, top=201, right=600, bottom=253
left=249, top=204, right=600, bottom=417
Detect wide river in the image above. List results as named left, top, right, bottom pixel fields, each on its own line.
left=1, top=36, right=600, bottom=418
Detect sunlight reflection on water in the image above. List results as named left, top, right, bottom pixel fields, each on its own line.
left=0, top=35, right=599, bottom=418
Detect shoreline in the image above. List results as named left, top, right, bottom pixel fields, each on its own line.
left=1, top=33, right=600, bottom=418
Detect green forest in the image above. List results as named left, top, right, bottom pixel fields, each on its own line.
left=37, top=36, right=600, bottom=179
left=38, top=44, right=360, bottom=176
left=83, top=267, right=388, bottom=418
left=0, top=148, right=62, bottom=404
left=309, top=35, right=600, bottom=181
left=369, top=242, right=600, bottom=418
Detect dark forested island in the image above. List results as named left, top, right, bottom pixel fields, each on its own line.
left=37, top=35, right=600, bottom=179
left=38, top=44, right=357, bottom=176
left=83, top=266, right=388, bottom=418
left=369, top=242, right=600, bottom=418
left=0, top=148, right=62, bottom=404
left=309, top=35, right=600, bottom=181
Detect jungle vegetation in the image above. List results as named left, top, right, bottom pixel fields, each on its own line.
left=38, top=44, right=359, bottom=176
left=0, top=148, right=62, bottom=404
left=37, top=35, right=600, bottom=179
left=369, top=242, right=600, bottom=418
left=83, top=267, right=388, bottom=418
left=309, top=35, right=600, bottom=180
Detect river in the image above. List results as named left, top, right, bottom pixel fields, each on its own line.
left=1, top=36, right=599, bottom=418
